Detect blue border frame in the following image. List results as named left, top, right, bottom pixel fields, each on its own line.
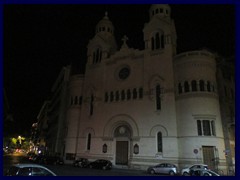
left=1, top=0, right=239, bottom=179
left=1, top=0, right=239, bottom=4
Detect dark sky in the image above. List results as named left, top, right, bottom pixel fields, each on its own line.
left=4, top=4, right=235, bottom=135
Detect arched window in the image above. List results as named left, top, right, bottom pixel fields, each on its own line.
left=127, top=89, right=131, bottom=100
left=96, top=48, right=99, bottom=63
left=156, top=85, right=161, bottom=110
left=199, top=80, right=205, bottom=91
left=121, top=90, right=125, bottom=100
left=133, top=88, right=137, bottom=99
left=87, top=133, right=91, bottom=150
left=157, top=132, right=162, bottom=152
left=184, top=81, right=189, bottom=92
left=74, top=96, right=78, bottom=105
left=115, top=91, right=119, bottom=101
left=79, top=96, right=82, bottom=105
left=151, top=37, right=155, bottom=50
left=151, top=32, right=164, bottom=50
left=90, top=94, right=94, bottom=115
left=207, top=81, right=211, bottom=92
left=161, top=34, right=165, bottom=48
left=92, top=48, right=102, bottom=64
left=191, top=80, right=197, bottom=92
left=156, top=33, right=160, bottom=49
left=110, top=91, right=114, bottom=102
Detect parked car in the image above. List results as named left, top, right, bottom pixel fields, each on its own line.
left=28, top=154, right=38, bottom=162
left=147, top=163, right=178, bottom=175
left=88, top=159, right=112, bottom=170
left=190, top=169, right=220, bottom=176
left=73, top=158, right=89, bottom=168
left=28, top=154, right=45, bottom=164
left=181, top=164, right=208, bottom=176
left=5, top=163, right=57, bottom=176
left=44, top=156, right=64, bottom=165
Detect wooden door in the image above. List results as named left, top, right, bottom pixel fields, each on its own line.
left=202, top=146, right=215, bottom=170
left=116, top=141, right=128, bottom=165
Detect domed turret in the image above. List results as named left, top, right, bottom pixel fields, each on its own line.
left=87, top=12, right=117, bottom=65
left=95, top=12, right=114, bottom=35
left=149, top=4, right=171, bottom=20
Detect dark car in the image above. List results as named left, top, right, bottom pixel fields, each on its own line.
left=147, top=163, right=178, bottom=176
left=28, top=154, right=45, bottom=164
left=44, top=156, right=64, bottom=165
left=88, top=159, right=112, bottom=170
left=5, top=163, right=57, bottom=176
left=73, top=158, right=89, bottom=168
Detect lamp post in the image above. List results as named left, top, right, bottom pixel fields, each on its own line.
left=18, top=136, right=22, bottom=145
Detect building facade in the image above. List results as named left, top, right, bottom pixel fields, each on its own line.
left=40, top=4, right=234, bottom=172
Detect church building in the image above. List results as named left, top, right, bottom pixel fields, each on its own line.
left=37, top=4, right=234, bottom=172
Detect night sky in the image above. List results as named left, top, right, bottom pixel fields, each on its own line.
left=3, top=4, right=235, bottom=136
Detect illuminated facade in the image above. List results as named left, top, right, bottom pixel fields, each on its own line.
left=44, top=4, right=234, bottom=172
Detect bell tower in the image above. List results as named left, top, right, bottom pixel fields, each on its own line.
left=143, top=4, right=177, bottom=55
left=87, top=12, right=118, bottom=65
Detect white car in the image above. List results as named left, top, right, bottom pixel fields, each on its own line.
left=181, top=164, right=208, bottom=176
left=5, top=163, right=57, bottom=176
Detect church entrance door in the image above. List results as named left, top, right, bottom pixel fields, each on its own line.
left=116, top=141, right=128, bottom=165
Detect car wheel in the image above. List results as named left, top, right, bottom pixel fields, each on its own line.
left=203, top=173, right=210, bottom=176
left=169, top=171, right=175, bottom=176
left=183, top=172, right=189, bottom=176
left=150, top=169, right=155, bottom=174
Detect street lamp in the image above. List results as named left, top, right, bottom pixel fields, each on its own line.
left=18, top=136, right=22, bottom=145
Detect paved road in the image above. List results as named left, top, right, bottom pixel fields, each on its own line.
left=3, top=153, right=157, bottom=176
left=45, top=164, right=151, bottom=176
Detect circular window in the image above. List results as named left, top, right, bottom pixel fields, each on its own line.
left=118, top=67, right=130, bottom=80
